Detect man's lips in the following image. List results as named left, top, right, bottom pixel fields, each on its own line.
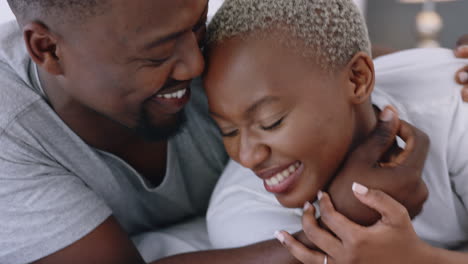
left=154, top=81, right=190, bottom=97
left=149, top=82, right=191, bottom=114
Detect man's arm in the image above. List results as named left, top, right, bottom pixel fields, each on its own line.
left=33, top=216, right=301, bottom=264
left=327, top=107, right=429, bottom=226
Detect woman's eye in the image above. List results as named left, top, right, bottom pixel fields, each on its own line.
left=261, top=117, right=284, bottom=131
left=221, top=130, right=239, bottom=138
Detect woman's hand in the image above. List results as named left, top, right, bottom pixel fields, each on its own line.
left=275, top=184, right=431, bottom=264
left=454, top=35, right=468, bottom=101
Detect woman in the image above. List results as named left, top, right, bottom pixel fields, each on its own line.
left=204, top=0, right=468, bottom=263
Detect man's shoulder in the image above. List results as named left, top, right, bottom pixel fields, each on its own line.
left=0, top=21, right=44, bottom=133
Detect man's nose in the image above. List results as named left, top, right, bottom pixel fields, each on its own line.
left=171, top=31, right=205, bottom=81
left=237, top=134, right=270, bottom=170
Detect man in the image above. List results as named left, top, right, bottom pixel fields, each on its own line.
left=0, top=0, right=460, bottom=263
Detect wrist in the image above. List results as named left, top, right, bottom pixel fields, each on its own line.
left=411, top=240, right=439, bottom=264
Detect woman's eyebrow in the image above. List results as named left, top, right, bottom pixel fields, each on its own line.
left=245, top=96, right=281, bottom=117
left=208, top=96, right=280, bottom=120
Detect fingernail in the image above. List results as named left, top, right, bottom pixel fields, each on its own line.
left=352, top=182, right=369, bottom=195
left=304, top=201, right=312, bottom=211
left=274, top=230, right=285, bottom=243
left=459, top=71, right=468, bottom=83
left=457, top=45, right=468, bottom=53
left=380, top=107, right=394, bottom=122
left=317, top=190, right=324, bottom=201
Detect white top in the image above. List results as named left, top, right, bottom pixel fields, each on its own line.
left=207, top=48, right=468, bottom=250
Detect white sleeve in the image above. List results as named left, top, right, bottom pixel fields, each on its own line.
left=207, top=160, right=302, bottom=249
left=132, top=217, right=212, bottom=262
left=448, top=100, right=468, bottom=211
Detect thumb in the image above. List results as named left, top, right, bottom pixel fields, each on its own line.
left=455, top=35, right=468, bottom=58
left=349, top=106, right=400, bottom=164
left=352, top=182, right=410, bottom=226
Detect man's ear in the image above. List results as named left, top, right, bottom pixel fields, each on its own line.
left=23, top=22, right=63, bottom=75
left=346, top=52, right=375, bottom=104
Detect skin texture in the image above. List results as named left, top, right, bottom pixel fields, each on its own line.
left=203, top=34, right=428, bottom=223
left=14, top=0, right=431, bottom=263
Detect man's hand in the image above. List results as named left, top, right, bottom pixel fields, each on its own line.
left=455, top=35, right=468, bottom=102
left=327, top=106, right=430, bottom=226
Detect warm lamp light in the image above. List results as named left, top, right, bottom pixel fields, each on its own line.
left=399, top=0, right=458, bottom=48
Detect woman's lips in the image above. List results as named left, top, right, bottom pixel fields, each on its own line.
left=261, top=161, right=304, bottom=194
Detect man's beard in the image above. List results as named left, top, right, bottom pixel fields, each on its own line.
left=133, top=108, right=187, bottom=142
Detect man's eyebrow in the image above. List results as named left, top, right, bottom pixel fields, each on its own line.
left=143, top=4, right=208, bottom=51
left=209, top=96, right=281, bottom=119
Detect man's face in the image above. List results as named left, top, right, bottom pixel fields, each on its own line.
left=57, top=0, right=208, bottom=140
left=204, top=36, right=360, bottom=208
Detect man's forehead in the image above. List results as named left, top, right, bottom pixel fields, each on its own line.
left=111, top=0, right=207, bottom=48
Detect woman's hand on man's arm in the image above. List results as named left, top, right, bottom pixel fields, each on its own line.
left=326, top=106, right=429, bottom=226
left=276, top=185, right=468, bottom=264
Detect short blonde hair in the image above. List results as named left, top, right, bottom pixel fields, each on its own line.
left=207, top=0, right=371, bottom=70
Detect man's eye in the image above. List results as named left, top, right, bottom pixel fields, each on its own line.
left=261, top=117, right=284, bottom=131
left=193, top=20, right=207, bottom=33
left=146, top=57, right=170, bottom=67
left=221, top=130, right=239, bottom=138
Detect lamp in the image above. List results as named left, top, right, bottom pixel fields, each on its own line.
left=399, top=0, right=457, bottom=48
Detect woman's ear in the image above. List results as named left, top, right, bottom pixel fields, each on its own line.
left=23, top=22, right=64, bottom=76
left=346, top=52, right=375, bottom=104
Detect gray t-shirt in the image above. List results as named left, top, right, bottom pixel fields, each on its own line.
left=0, top=21, right=228, bottom=264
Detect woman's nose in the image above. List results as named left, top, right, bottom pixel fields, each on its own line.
left=237, top=135, right=270, bottom=170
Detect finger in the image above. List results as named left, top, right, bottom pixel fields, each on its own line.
left=302, top=201, right=341, bottom=256
left=275, top=230, right=327, bottom=264
left=318, top=192, right=362, bottom=241
left=462, top=87, right=468, bottom=103
left=455, top=35, right=468, bottom=58
left=456, top=67, right=468, bottom=85
left=352, top=182, right=411, bottom=227
left=348, top=106, right=400, bottom=165
left=392, top=120, right=430, bottom=169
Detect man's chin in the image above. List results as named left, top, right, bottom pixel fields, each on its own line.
left=135, top=111, right=187, bottom=142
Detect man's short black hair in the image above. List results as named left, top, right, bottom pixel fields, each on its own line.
left=7, top=0, right=106, bottom=22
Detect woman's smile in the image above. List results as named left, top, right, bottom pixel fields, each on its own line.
left=259, top=161, right=303, bottom=194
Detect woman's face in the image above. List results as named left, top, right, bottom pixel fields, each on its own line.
left=204, top=36, right=362, bottom=208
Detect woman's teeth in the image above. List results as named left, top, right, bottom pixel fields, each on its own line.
left=265, top=162, right=301, bottom=187
left=157, top=89, right=187, bottom=99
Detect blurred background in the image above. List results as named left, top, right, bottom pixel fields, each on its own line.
left=0, top=0, right=466, bottom=49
